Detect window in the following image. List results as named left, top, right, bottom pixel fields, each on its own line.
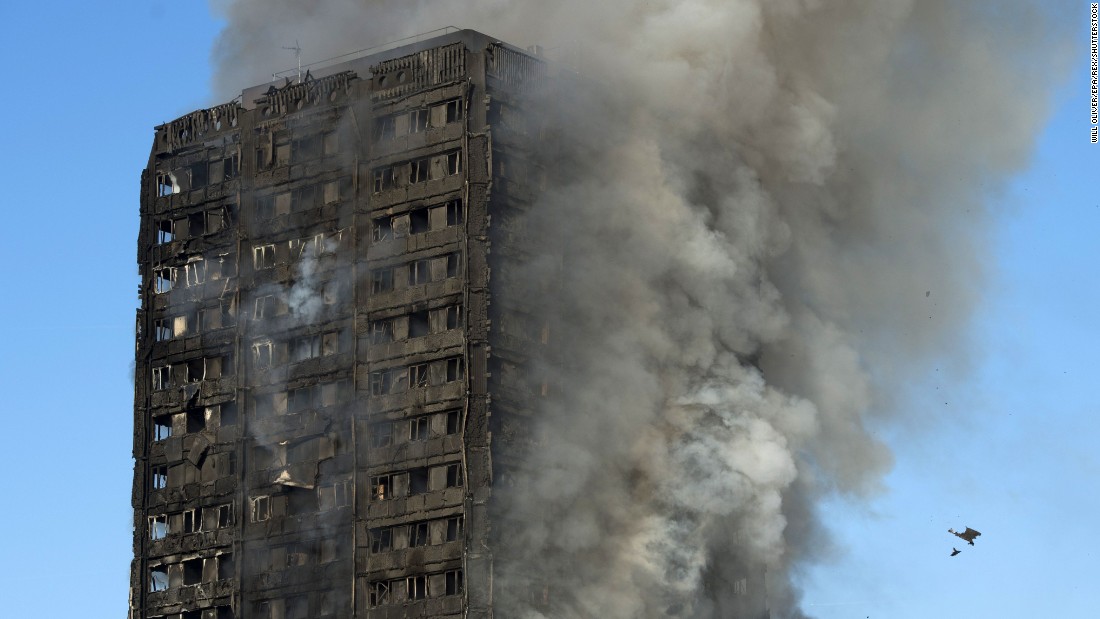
left=288, top=386, right=313, bottom=412
left=151, top=464, right=168, bottom=490
left=369, top=369, right=393, bottom=396
left=154, top=268, right=174, bottom=294
left=182, top=508, right=200, bottom=533
left=183, top=260, right=206, bottom=287
left=153, top=318, right=172, bottom=342
left=410, top=208, right=430, bottom=234
left=149, top=566, right=169, bottom=592
left=250, top=495, right=271, bottom=522
left=376, top=116, right=396, bottom=141
left=446, top=357, right=465, bottom=382
left=252, top=340, right=274, bottom=369
left=155, top=220, right=174, bottom=244
left=318, top=479, right=351, bottom=510
left=149, top=514, right=169, bottom=540
left=410, top=158, right=430, bottom=184
left=254, top=295, right=276, bottom=319
left=444, top=463, right=464, bottom=488
left=408, top=259, right=431, bottom=285
left=152, top=415, right=172, bottom=441
left=255, top=194, right=274, bottom=220
left=446, top=410, right=462, bottom=434
left=446, top=516, right=464, bottom=542
left=253, top=244, right=275, bottom=269
left=444, top=99, right=462, bottom=123
left=370, top=421, right=394, bottom=448
left=183, top=558, right=203, bottom=586
left=217, top=554, right=235, bottom=581
left=370, top=267, right=394, bottom=293
left=409, top=416, right=430, bottom=441
left=369, top=527, right=392, bottom=553
left=446, top=252, right=461, bottom=278
left=409, top=108, right=428, bottom=133
left=214, top=503, right=233, bottom=528
left=373, top=166, right=395, bottom=193
left=445, top=569, right=464, bottom=595
left=152, top=365, right=172, bottom=390
left=371, top=217, right=392, bottom=241
left=156, top=174, right=175, bottom=197
left=370, top=319, right=394, bottom=344
left=409, top=468, right=429, bottom=494
left=292, top=334, right=320, bottom=362
left=407, top=575, right=428, bottom=600
left=323, top=180, right=341, bottom=204
left=370, top=474, right=395, bottom=501
left=446, top=151, right=462, bottom=175
left=189, top=162, right=208, bottom=188
left=367, top=580, right=390, bottom=607
left=409, top=521, right=430, bottom=547
left=409, top=363, right=429, bottom=388
left=322, top=131, right=338, bottom=156
left=446, top=199, right=463, bottom=226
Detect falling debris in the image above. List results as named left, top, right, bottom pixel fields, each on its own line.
left=949, top=527, right=982, bottom=546
left=950, top=548, right=961, bottom=557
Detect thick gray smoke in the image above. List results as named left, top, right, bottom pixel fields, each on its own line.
left=210, top=1, right=1068, bottom=616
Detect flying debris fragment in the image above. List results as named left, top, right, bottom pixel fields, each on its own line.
left=950, top=548, right=961, bottom=556
left=949, top=527, right=981, bottom=545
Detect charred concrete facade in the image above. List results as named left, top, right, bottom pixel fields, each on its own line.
left=133, top=30, right=545, bottom=619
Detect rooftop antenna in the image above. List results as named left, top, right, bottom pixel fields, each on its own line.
left=282, top=40, right=303, bottom=83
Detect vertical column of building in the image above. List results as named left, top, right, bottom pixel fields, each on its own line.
left=352, top=43, right=477, bottom=618
left=133, top=104, right=244, bottom=619
left=235, top=74, right=358, bottom=619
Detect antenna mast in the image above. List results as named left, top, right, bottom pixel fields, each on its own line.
left=282, top=40, right=303, bottom=83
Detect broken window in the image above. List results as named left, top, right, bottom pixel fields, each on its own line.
left=155, top=220, right=174, bottom=244
left=149, top=565, right=169, bottom=592
left=370, top=319, right=394, bottom=344
left=322, top=180, right=341, bottom=204
left=446, top=357, right=465, bottom=382
left=368, top=580, right=390, bottom=607
left=408, top=310, right=430, bottom=337
left=321, top=331, right=339, bottom=356
left=370, top=421, right=394, bottom=448
left=292, top=334, right=320, bottom=362
left=152, top=415, right=173, bottom=441
left=154, top=267, right=174, bottom=294
left=189, top=162, right=208, bottom=188
left=409, top=259, right=431, bottom=286
left=149, top=514, right=169, bottom=540
left=254, top=295, right=276, bottom=319
left=443, top=463, right=464, bottom=488
left=446, top=516, right=464, bottom=542
left=445, top=304, right=463, bottom=330
left=409, top=468, right=429, bottom=494
left=274, top=132, right=291, bottom=166
left=154, top=318, right=172, bottom=342
left=410, top=208, right=430, bottom=234
left=409, top=416, right=430, bottom=441
left=183, top=259, right=206, bottom=287
left=288, top=386, right=314, bottom=412
left=446, top=252, right=462, bottom=278
left=292, top=134, right=321, bottom=163
left=323, top=281, right=339, bottom=305
left=373, top=166, right=395, bottom=193
left=410, top=158, right=430, bottom=184
left=156, top=174, right=175, bottom=197
left=409, top=522, right=430, bottom=547
left=371, top=216, right=392, bottom=242
left=409, top=108, right=429, bottom=133
left=445, top=99, right=462, bottom=123
left=376, top=116, right=396, bottom=141
left=250, top=495, right=271, bottom=522
left=370, top=267, right=394, bottom=293
left=445, top=569, right=464, bottom=596
left=183, top=558, right=203, bottom=586
left=407, top=575, right=428, bottom=600
left=369, top=527, right=392, bottom=553
left=253, top=244, right=275, bottom=269
left=255, top=194, right=274, bottom=220
left=252, top=340, right=274, bottom=369
left=151, top=464, right=168, bottom=490
left=409, top=363, right=429, bottom=388
left=152, top=365, right=172, bottom=390
left=186, top=407, right=205, bottom=433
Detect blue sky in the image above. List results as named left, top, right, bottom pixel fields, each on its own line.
left=0, top=2, right=1094, bottom=617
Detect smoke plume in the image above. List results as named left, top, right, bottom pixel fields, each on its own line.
left=210, top=1, right=1068, bottom=616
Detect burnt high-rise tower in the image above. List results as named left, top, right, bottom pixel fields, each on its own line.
left=131, top=30, right=549, bottom=619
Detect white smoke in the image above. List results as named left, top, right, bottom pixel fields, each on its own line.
left=209, top=0, right=1069, bottom=616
